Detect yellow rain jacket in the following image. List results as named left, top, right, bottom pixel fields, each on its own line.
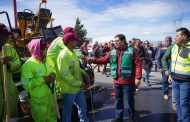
left=21, top=39, right=56, bottom=122
left=0, top=44, right=20, bottom=119
left=56, top=46, right=86, bottom=95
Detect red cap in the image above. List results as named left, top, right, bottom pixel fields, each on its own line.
left=63, top=32, right=79, bottom=42
left=0, top=23, right=12, bottom=35
left=63, top=27, right=74, bottom=34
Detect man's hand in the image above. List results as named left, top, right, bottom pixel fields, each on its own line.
left=158, top=68, right=162, bottom=73
left=83, top=56, right=88, bottom=62
left=49, top=73, right=56, bottom=83
left=135, top=79, right=141, bottom=87
left=0, top=56, right=11, bottom=65
left=168, top=75, right=172, bottom=84
left=165, top=70, right=169, bottom=76
left=86, top=57, right=95, bottom=64
left=44, top=73, right=56, bottom=84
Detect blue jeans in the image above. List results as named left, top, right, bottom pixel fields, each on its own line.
left=61, top=90, right=89, bottom=122
left=161, top=70, right=169, bottom=95
left=144, top=68, right=151, bottom=84
left=114, top=84, right=135, bottom=119
left=172, top=79, right=190, bottom=122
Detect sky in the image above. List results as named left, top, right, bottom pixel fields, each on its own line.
left=0, top=0, right=190, bottom=43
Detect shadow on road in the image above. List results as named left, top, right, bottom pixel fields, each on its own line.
left=136, top=113, right=177, bottom=122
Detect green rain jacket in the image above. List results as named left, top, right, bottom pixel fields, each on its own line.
left=47, top=37, right=84, bottom=65
left=47, top=37, right=65, bottom=66
left=21, top=57, right=56, bottom=122
left=47, top=37, right=85, bottom=97
left=56, top=46, right=86, bottom=95
left=0, top=44, right=20, bottom=119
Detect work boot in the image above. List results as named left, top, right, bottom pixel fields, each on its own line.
left=172, top=103, right=176, bottom=111
left=164, top=94, right=169, bottom=100
left=111, top=117, right=123, bottom=122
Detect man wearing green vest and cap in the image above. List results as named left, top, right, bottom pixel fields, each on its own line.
left=87, top=34, right=142, bottom=122
left=168, top=27, right=190, bottom=122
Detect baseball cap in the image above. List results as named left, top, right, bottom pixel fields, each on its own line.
left=0, top=23, right=12, bottom=36
left=63, top=32, right=79, bottom=43
left=63, top=27, right=74, bottom=34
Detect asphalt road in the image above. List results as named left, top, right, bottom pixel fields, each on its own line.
left=88, top=69, right=177, bottom=122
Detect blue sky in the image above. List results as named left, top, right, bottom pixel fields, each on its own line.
left=1, top=0, right=190, bottom=43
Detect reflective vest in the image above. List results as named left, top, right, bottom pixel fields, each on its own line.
left=171, top=40, right=190, bottom=76
left=110, top=47, right=133, bottom=78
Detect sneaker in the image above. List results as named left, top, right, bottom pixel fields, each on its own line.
left=164, top=94, right=169, bottom=100
left=172, top=103, right=176, bottom=111
left=136, top=88, right=140, bottom=92
left=111, top=118, right=123, bottom=122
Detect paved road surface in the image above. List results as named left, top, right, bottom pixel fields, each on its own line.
left=87, top=70, right=177, bottom=122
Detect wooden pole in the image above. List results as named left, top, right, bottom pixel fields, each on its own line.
left=51, top=83, right=60, bottom=119
left=52, top=92, right=60, bottom=119
left=2, top=46, right=10, bottom=122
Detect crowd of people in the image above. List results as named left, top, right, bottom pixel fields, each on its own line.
left=81, top=28, right=190, bottom=122
left=0, top=21, right=190, bottom=122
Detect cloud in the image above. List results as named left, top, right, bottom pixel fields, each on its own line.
left=106, top=1, right=173, bottom=19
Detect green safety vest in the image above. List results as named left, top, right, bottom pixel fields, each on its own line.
left=110, top=47, right=133, bottom=78
left=171, top=40, right=190, bottom=76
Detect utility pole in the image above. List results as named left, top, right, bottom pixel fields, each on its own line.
left=13, top=0, right=18, bottom=29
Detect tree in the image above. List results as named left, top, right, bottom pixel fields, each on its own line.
left=74, top=18, right=88, bottom=47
